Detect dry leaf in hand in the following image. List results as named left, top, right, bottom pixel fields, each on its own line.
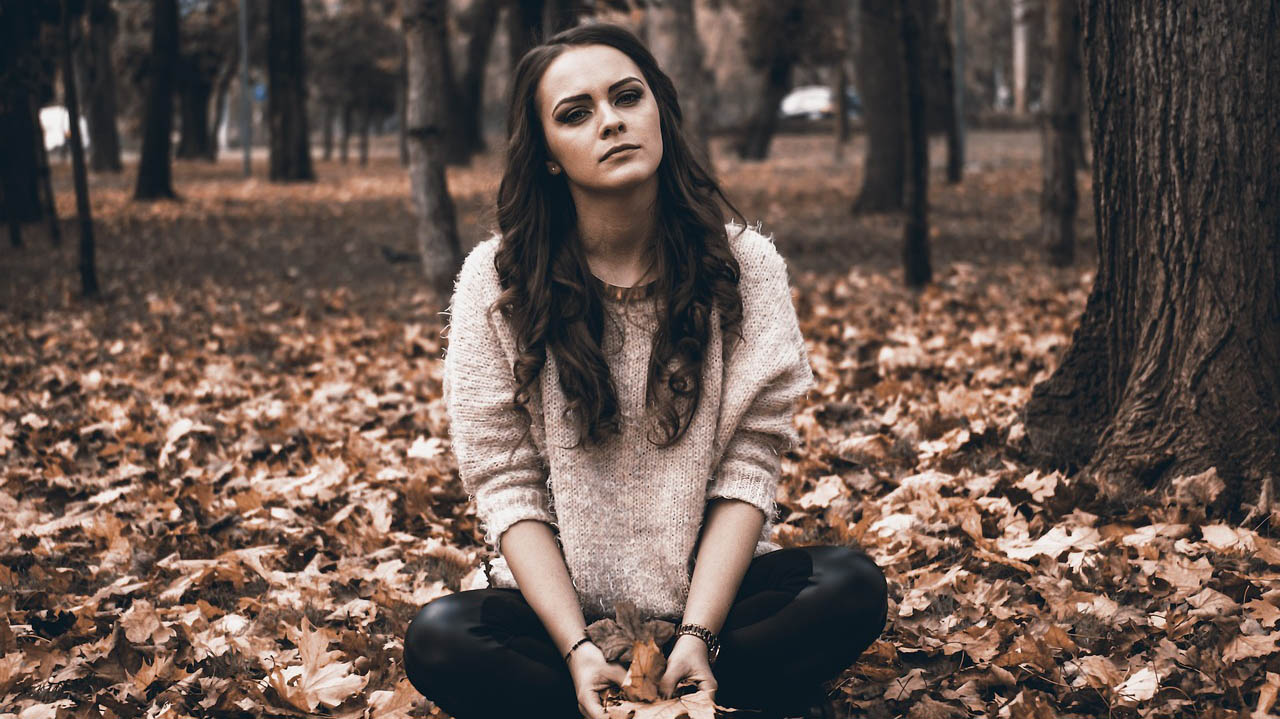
left=621, top=637, right=666, bottom=702
left=587, top=600, right=677, bottom=663
left=606, top=688, right=723, bottom=719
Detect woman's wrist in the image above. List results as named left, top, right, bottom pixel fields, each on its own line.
left=564, top=633, right=594, bottom=663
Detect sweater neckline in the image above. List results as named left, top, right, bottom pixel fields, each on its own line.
left=593, top=274, right=658, bottom=303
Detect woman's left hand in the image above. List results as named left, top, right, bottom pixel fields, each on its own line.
left=658, top=635, right=718, bottom=704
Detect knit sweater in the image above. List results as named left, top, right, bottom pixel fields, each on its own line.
left=441, top=222, right=816, bottom=623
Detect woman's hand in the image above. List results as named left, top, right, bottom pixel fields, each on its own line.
left=657, top=635, right=718, bottom=705
left=567, top=642, right=628, bottom=719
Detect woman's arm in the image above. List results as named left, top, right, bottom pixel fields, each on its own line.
left=680, top=498, right=765, bottom=635
left=501, top=519, right=591, bottom=655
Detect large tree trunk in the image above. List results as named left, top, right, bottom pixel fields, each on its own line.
left=734, top=56, right=791, bottom=161
left=176, top=58, right=216, bottom=160
left=940, top=0, right=963, bottom=183
left=507, top=0, right=542, bottom=69
left=267, top=0, right=314, bottom=182
left=0, top=6, right=45, bottom=237
left=1040, top=0, right=1080, bottom=266
left=134, top=0, right=178, bottom=200
left=1023, top=1, right=1280, bottom=506
left=403, top=0, right=463, bottom=299
left=852, top=0, right=905, bottom=213
left=645, top=0, right=714, bottom=160
left=83, top=0, right=123, bottom=173
left=60, top=0, right=100, bottom=297
left=902, top=0, right=931, bottom=287
left=456, top=0, right=501, bottom=159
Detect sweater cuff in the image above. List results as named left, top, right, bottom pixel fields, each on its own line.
left=706, top=457, right=779, bottom=523
left=478, top=487, right=558, bottom=551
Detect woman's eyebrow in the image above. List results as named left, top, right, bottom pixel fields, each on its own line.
left=553, top=76, right=643, bottom=113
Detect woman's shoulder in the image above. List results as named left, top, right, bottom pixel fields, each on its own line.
left=453, top=233, right=504, bottom=304
left=723, top=220, right=790, bottom=291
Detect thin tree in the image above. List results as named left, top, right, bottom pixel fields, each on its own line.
left=60, top=0, right=99, bottom=296
left=1040, top=0, right=1079, bottom=266
left=135, top=0, right=178, bottom=200
left=645, top=0, right=714, bottom=161
left=901, top=0, right=931, bottom=287
left=267, top=0, right=314, bottom=182
left=1023, top=1, right=1280, bottom=512
left=852, top=0, right=905, bottom=213
left=82, top=0, right=123, bottom=172
left=403, top=0, right=462, bottom=299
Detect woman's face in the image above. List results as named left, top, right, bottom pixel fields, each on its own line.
left=535, top=44, right=663, bottom=195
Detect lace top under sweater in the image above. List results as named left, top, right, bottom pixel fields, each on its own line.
left=441, top=222, right=816, bottom=623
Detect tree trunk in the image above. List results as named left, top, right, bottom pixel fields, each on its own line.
left=734, top=56, right=791, bottom=161
left=134, top=0, right=178, bottom=200
left=398, top=38, right=409, bottom=167
left=1011, top=0, right=1029, bottom=115
left=83, top=0, right=123, bottom=173
left=322, top=104, right=333, bottom=161
left=0, top=94, right=44, bottom=225
left=902, top=0, right=931, bottom=287
left=340, top=103, right=352, bottom=163
left=403, top=0, right=463, bottom=300
left=60, top=0, right=100, bottom=297
left=853, top=0, right=905, bottom=213
left=1040, top=0, right=1080, bottom=266
left=940, top=0, right=963, bottom=183
left=176, top=61, right=215, bottom=160
left=359, top=108, right=370, bottom=167
left=457, top=0, right=501, bottom=158
left=267, top=0, right=314, bottom=182
left=209, top=63, right=234, bottom=157
left=507, top=0, right=543, bottom=69
left=645, top=0, right=714, bottom=160
left=1023, top=1, right=1280, bottom=505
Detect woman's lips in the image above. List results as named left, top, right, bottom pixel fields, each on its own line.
left=600, top=144, right=640, bottom=161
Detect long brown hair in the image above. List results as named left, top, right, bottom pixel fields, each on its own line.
left=493, top=22, right=745, bottom=450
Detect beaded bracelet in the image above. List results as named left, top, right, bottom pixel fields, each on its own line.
left=564, top=634, right=592, bottom=663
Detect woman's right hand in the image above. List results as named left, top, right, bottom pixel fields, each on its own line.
left=566, top=642, right=628, bottom=719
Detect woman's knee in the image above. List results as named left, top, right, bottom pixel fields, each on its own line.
left=404, top=592, right=476, bottom=671
left=815, top=545, right=889, bottom=625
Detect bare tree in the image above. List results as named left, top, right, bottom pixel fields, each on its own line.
left=82, top=0, right=123, bottom=172
left=902, top=0, right=931, bottom=287
left=1023, top=1, right=1280, bottom=512
left=267, top=0, right=314, bottom=182
left=134, top=0, right=178, bottom=200
left=852, top=0, right=905, bottom=212
left=59, top=0, right=100, bottom=297
left=1040, top=0, right=1079, bottom=266
left=403, top=0, right=462, bottom=299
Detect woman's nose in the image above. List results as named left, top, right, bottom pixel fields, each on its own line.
left=598, top=104, right=625, bottom=137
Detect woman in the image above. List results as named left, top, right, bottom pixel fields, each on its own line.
left=403, top=22, right=887, bottom=719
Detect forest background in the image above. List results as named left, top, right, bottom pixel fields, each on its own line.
left=1, top=0, right=1277, bottom=718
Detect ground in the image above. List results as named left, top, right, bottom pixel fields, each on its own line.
left=2, top=131, right=1276, bottom=718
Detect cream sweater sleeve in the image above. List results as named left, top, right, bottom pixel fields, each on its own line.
left=707, top=228, right=816, bottom=521
left=442, top=242, right=557, bottom=551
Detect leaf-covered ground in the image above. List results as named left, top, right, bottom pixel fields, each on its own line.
left=3, top=132, right=1276, bottom=718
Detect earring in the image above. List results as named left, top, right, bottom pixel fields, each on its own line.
left=547, top=163, right=561, bottom=175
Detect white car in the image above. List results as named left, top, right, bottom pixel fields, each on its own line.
left=778, top=85, right=864, bottom=121
left=39, top=106, right=90, bottom=153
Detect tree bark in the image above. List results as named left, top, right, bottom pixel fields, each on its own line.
left=322, top=104, right=334, bottom=161
left=1040, top=0, right=1080, bottom=266
left=134, top=0, right=178, bottom=200
left=83, top=0, right=123, bottom=173
left=267, top=0, right=315, bottom=182
left=734, top=55, right=791, bottom=161
left=457, top=0, right=501, bottom=158
left=0, top=94, right=44, bottom=225
left=60, top=0, right=100, bottom=297
left=359, top=107, right=370, bottom=167
left=340, top=103, right=352, bottom=163
left=1011, top=0, right=1029, bottom=115
left=176, top=59, right=215, bottom=160
left=902, top=0, right=931, bottom=287
left=403, top=0, right=463, bottom=299
left=940, top=0, right=963, bottom=183
left=852, top=0, right=905, bottom=213
left=507, top=0, right=542, bottom=69
left=645, top=0, right=714, bottom=160
left=1023, top=1, right=1280, bottom=504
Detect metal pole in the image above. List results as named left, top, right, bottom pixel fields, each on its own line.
left=238, top=0, right=251, bottom=176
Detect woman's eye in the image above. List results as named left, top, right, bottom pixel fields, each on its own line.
left=617, top=90, right=642, bottom=105
left=561, top=108, right=588, bottom=123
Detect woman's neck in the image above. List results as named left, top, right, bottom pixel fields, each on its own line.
left=570, top=177, right=659, bottom=287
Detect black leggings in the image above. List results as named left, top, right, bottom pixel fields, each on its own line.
left=403, top=545, right=888, bottom=718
